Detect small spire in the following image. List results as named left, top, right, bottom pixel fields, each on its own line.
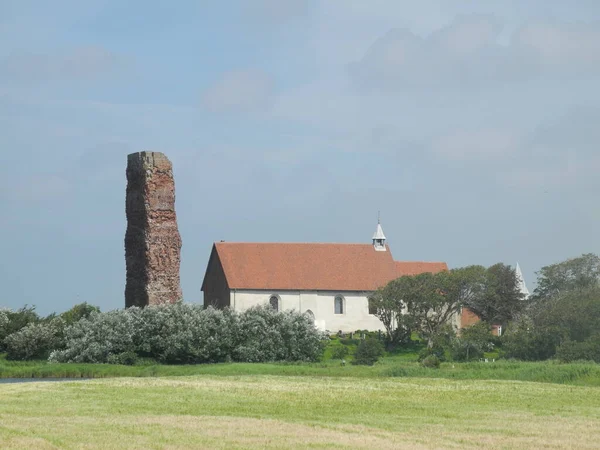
left=515, top=262, right=530, bottom=298
left=372, top=215, right=386, bottom=251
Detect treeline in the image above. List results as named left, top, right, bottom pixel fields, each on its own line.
left=0, top=304, right=324, bottom=364
left=369, top=253, right=600, bottom=364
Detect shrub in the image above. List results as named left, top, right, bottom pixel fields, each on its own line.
left=0, top=305, right=40, bottom=352
left=4, top=318, right=65, bottom=360
left=352, top=338, right=384, bottom=366
left=233, top=305, right=325, bottom=362
left=556, top=334, right=600, bottom=363
left=60, top=302, right=100, bottom=325
left=50, top=309, right=139, bottom=363
left=451, top=322, right=494, bottom=362
left=139, top=304, right=238, bottom=364
left=107, top=351, right=138, bottom=365
left=502, top=317, right=563, bottom=361
left=421, top=355, right=441, bottom=368
left=331, top=344, right=350, bottom=360
left=50, top=303, right=326, bottom=364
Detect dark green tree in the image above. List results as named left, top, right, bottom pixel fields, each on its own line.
left=531, top=253, right=600, bottom=303
left=463, top=263, right=526, bottom=326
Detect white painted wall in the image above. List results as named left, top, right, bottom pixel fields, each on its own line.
left=229, top=289, right=385, bottom=332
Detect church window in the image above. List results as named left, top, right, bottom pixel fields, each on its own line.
left=304, top=309, right=315, bottom=323
left=269, top=295, right=279, bottom=311
left=334, top=296, right=344, bottom=314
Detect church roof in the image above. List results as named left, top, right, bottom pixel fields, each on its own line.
left=204, top=242, right=447, bottom=292
left=395, top=261, right=449, bottom=277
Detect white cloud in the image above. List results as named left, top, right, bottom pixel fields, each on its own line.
left=201, top=69, right=275, bottom=113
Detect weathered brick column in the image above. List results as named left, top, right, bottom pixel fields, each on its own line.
left=125, top=151, right=182, bottom=307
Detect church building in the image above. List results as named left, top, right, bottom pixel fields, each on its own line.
left=201, top=221, right=448, bottom=332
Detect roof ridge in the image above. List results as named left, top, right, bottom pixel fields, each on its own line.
left=215, top=242, right=380, bottom=246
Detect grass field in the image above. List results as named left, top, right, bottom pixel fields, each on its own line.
left=3, top=355, right=600, bottom=386
left=1, top=374, right=600, bottom=449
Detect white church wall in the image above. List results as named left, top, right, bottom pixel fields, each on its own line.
left=230, top=289, right=385, bottom=333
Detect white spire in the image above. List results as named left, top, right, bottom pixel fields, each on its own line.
left=515, top=262, right=530, bottom=298
left=372, top=215, right=387, bottom=251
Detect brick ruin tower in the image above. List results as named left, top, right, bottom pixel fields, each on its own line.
left=125, top=151, right=182, bottom=307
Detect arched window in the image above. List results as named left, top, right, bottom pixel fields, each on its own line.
left=334, top=296, right=344, bottom=314
left=304, top=309, right=315, bottom=323
left=269, top=295, right=279, bottom=311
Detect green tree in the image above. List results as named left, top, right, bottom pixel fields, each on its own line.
left=371, top=266, right=485, bottom=349
left=368, top=279, right=415, bottom=348
left=463, top=263, right=526, bottom=326
left=531, top=253, right=600, bottom=303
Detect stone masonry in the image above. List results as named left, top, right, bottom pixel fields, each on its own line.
left=125, top=151, right=182, bottom=307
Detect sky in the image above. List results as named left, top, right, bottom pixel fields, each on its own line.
left=1, top=1, right=599, bottom=315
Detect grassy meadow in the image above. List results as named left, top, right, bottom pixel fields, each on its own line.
left=3, top=351, right=600, bottom=386
left=1, top=374, right=600, bottom=449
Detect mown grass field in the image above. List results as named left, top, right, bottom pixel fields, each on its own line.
left=1, top=374, right=600, bottom=449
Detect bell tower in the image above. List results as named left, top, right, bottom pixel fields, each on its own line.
left=372, top=214, right=387, bottom=251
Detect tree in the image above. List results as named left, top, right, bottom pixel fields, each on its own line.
left=531, top=253, right=600, bottom=303
left=368, top=279, right=415, bottom=348
left=463, top=263, right=526, bottom=326
left=370, top=266, right=485, bottom=349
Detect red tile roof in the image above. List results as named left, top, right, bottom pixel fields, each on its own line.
left=395, top=261, right=448, bottom=277
left=206, top=242, right=447, bottom=292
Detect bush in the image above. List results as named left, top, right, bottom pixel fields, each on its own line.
left=502, top=317, right=563, bottom=361
left=50, top=303, right=326, bottom=364
left=352, top=338, right=384, bottom=366
left=451, top=322, right=494, bottom=362
left=421, top=355, right=441, bottom=368
left=331, top=344, right=350, bottom=360
left=556, top=334, right=600, bottom=363
left=107, top=351, right=138, bottom=365
left=0, top=305, right=40, bottom=352
left=4, top=318, right=65, bottom=360
left=233, top=305, right=325, bottom=362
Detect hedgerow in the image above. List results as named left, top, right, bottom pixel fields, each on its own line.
left=48, top=303, right=326, bottom=364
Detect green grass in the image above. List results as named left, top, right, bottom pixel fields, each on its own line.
left=1, top=374, right=599, bottom=449
left=2, top=353, right=600, bottom=386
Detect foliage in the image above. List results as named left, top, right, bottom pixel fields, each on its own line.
left=331, top=344, right=350, bottom=360
left=60, top=302, right=101, bottom=326
left=531, top=253, right=600, bottom=303
left=233, top=305, right=325, bottom=363
left=107, top=351, right=138, bottom=366
left=4, top=318, right=66, bottom=361
left=451, top=322, right=494, bottom=362
left=139, top=304, right=238, bottom=364
left=352, top=338, right=384, bottom=366
left=49, top=303, right=325, bottom=364
left=421, top=354, right=441, bottom=368
left=463, top=263, right=526, bottom=326
left=0, top=305, right=40, bottom=352
left=556, top=334, right=600, bottom=363
left=368, top=284, right=413, bottom=348
left=502, top=316, right=564, bottom=361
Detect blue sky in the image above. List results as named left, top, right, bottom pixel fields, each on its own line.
left=1, top=1, right=599, bottom=315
